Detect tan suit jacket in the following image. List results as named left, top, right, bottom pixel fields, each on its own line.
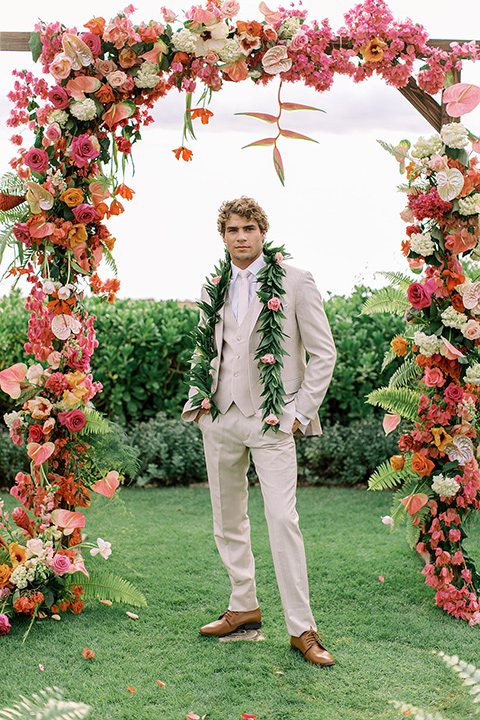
left=182, top=263, right=336, bottom=435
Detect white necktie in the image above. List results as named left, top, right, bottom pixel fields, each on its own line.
left=237, top=269, right=250, bottom=325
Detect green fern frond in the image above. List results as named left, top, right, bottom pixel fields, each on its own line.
left=377, top=270, right=414, bottom=290
left=377, top=139, right=410, bottom=161
left=367, top=386, right=422, bottom=421
left=65, top=570, right=147, bottom=607
left=381, top=348, right=397, bottom=372
left=82, top=409, right=112, bottom=435
left=0, top=171, right=25, bottom=194
left=368, top=459, right=416, bottom=491
left=101, top=244, right=118, bottom=275
left=388, top=359, right=423, bottom=388
left=0, top=686, right=90, bottom=720
left=361, top=286, right=409, bottom=316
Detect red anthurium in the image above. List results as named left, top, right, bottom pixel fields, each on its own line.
left=443, top=83, right=480, bottom=117
left=399, top=493, right=429, bottom=516
left=91, top=471, right=120, bottom=498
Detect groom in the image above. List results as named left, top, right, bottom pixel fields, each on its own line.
left=182, top=197, right=337, bottom=666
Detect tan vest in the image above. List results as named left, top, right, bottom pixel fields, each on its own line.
left=214, top=300, right=257, bottom=416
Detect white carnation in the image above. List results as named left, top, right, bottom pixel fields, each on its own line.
left=441, top=122, right=469, bottom=149
left=458, top=194, right=480, bottom=216
left=413, top=331, right=442, bottom=357
left=134, top=61, right=161, bottom=88
left=465, top=363, right=480, bottom=384
left=69, top=99, right=97, bottom=121
left=411, top=134, right=442, bottom=159
left=47, top=109, right=68, bottom=127
left=431, top=474, right=459, bottom=497
left=441, top=306, right=468, bottom=329
left=410, top=231, right=435, bottom=256
left=171, top=28, right=197, bottom=54
left=218, top=37, right=244, bottom=63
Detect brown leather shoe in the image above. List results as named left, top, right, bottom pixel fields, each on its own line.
left=199, top=608, right=262, bottom=637
left=290, top=628, right=335, bottom=666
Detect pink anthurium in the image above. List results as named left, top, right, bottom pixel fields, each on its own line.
left=399, top=493, right=429, bottom=515
left=259, top=2, right=282, bottom=23
left=140, top=40, right=167, bottom=64
left=91, top=471, right=120, bottom=498
left=102, top=100, right=136, bottom=130
left=383, top=413, right=400, bottom=435
left=441, top=338, right=465, bottom=360
left=443, top=83, right=480, bottom=117
left=51, top=508, right=86, bottom=531
left=0, top=363, right=27, bottom=398
left=66, top=75, right=101, bottom=99
left=27, top=441, right=55, bottom=466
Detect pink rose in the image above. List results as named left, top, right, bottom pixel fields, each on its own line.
left=462, top=319, right=480, bottom=340
left=24, top=148, right=49, bottom=174
left=49, top=53, right=73, bottom=81
left=44, top=123, right=62, bottom=144
left=204, top=51, right=220, bottom=65
left=0, top=614, right=11, bottom=635
left=289, top=31, right=308, bottom=52
left=71, top=134, right=100, bottom=168
left=118, top=75, right=135, bottom=93
left=260, top=354, right=276, bottom=364
left=407, top=282, right=432, bottom=309
left=220, top=0, right=240, bottom=18
left=201, top=398, right=211, bottom=410
left=429, top=155, right=448, bottom=171
left=13, top=223, right=32, bottom=245
left=80, top=33, right=102, bottom=57
left=107, top=70, right=129, bottom=88
left=51, top=553, right=72, bottom=576
left=58, top=409, right=87, bottom=433
left=423, top=367, right=445, bottom=387
left=48, top=85, right=70, bottom=109
left=95, top=58, right=118, bottom=76
left=267, top=297, right=282, bottom=311
left=73, top=203, right=98, bottom=224
left=265, top=414, right=279, bottom=425
left=444, top=383, right=464, bottom=403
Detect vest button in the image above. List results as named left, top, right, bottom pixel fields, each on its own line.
left=237, top=336, right=242, bottom=341
left=236, top=355, right=240, bottom=359
left=234, top=372, right=239, bottom=377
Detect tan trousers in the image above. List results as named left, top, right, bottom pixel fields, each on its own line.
left=198, top=403, right=317, bottom=637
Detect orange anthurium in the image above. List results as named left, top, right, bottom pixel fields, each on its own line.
left=91, top=471, right=120, bottom=498
left=115, top=184, right=135, bottom=200
left=399, top=493, right=429, bottom=516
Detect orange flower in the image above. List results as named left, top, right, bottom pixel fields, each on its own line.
left=84, top=17, right=105, bottom=35
left=67, top=223, right=88, bottom=249
left=109, top=199, right=124, bottom=216
left=442, top=268, right=465, bottom=292
left=431, top=427, right=453, bottom=452
left=60, top=188, right=84, bottom=207
left=187, top=108, right=214, bottom=125
left=13, top=596, right=35, bottom=615
left=82, top=647, right=95, bottom=659
left=390, top=455, right=405, bottom=471
left=95, top=84, right=116, bottom=104
left=401, top=240, right=411, bottom=257
left=172, top=146, right=193, bottom=161
left=115, top=183, right=135, bottom=200
left=71, top=599, right=84, bottom=614
left=360, top=37, right=387, bottom=62
left=0, top=563, right=12, bottom=587
left=411, top=452, right=435, bottom=477
left=127, top=687, right=136, bottom=693
left=9, top=542, right=27, bottom=569
left=391, top=336, right=408, bottom=356
left=103, top=235, right=116, bottom=251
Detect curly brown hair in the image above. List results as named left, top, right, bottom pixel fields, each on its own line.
left=217, top=196, right=270, bottom=236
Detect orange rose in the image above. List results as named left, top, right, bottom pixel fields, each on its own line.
left=390, top=455, right=405, bottom=471
left=411, top=453, right=435, bottom=477
left=84, top=17, right=105, bottom=35
left=0, top=563, right=12, bottom=587
left=60, top=188, right=84, bottom=207
left=67, top=223, right=88, bottom=249
left=391, top=336, right=408, bottom=356
left=95, top=84, right=116, bottom=104
left=118, top=48, right=138, bottom=68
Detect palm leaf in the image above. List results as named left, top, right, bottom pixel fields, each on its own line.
left=0, top=686, right=90, bottom=720
left=368, top=459, right=416, bottom=491
left=367, top=386, right=422, bottom=421
left=362, top=286, right=409, bottom=316
left=65, top=570, right=147, bottom=607
left=82, top=409, right=112, bottom=435
left=388, top=359, right=423, bottom=388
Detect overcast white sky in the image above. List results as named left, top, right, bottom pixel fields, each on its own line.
left=1, top=0, right=480, bottom=301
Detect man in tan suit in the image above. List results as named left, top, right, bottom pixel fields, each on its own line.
left=182, top=197, right=336, bottom=666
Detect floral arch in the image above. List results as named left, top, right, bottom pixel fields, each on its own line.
left=0, top=0, right=480, bottom=635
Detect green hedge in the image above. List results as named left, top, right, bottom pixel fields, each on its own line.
left=0, top=286, right=405, bottom=425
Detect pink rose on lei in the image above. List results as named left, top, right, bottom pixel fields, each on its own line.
left=0, top=614, right=11, bottom=635
left=265, top=413, right=279, bottom=425
left=423, top=367, right=445, bottom=387
left=58, top=409, right=87, bottom=433
left=260, top=354, right=276, bottom=364
left=267, top=297, right=282, bottom=311
left=275, top=252, right=284, bottom=264
left=51, top=553, right=72, bottom=576
left=71, top=134, right=100, bottom=168
left=201, top=398, right=211, bottom=410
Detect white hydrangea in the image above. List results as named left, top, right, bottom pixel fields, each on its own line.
left=10, top=564, right=28, bottom=590
left=4, top=410, right=23, bottom=429
left=218, top=37, right=244, bottom=63
left=465, top=363, right=480, bottom=384
left=134, top=61, right=161, bottom=88
left=441, top=122, right=469, bottom=149
left=411, top=134, right=442, bottom=159
left=410, top=231, right=435, bottom=256
left=413, top=331, right=442, bottom=357
left=458, top=194, right=480, bottom=216
left=69, top=99, right=97, bottom=122
left=278, top=16, right=302, bottom=38
left=431, top=474, right=459, bottom=497
left=171, top=28, right=197, bottom=54
left=441, top=306, right=468, bottom=329
left=47, top=109, right=69, bottom=127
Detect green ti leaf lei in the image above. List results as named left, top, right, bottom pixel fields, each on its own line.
left=189, top=241, right=291, bottom=433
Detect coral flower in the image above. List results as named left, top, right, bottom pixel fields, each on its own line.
left=361, top=37, right=387, bottom=62
left=172, top=146, right=193, bottom=161
left=9, top=542, right=28, bottom=569
left=115, top=183, right=135, bottom=200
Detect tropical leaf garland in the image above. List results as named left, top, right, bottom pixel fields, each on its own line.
left=65, top=571, right=147, bottom=607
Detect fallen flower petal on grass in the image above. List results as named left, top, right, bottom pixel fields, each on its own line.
left=127, top=687, right=136, bottom=693
left=186, top=713, right=200, bottom=720
left=99, top=599, right=112, bottom=605
left=379, top=576, right=385, bottom=583
left=38, top=664, right=45, bottom=671
left=51, top=614, right=61, bottom=621
left=157, top=680, right=166, bottom=687
left=241, top=715, right=257, bottom=719
left=126, top=612, right=139, bottom=619
left=82, top=648, right=95, bottom=659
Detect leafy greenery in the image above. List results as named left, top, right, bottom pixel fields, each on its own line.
left=65, top=571, right=147, bottom=607
left=368, top=458, right=417, bottom=491
left=367, top=386, right=424, bottom=422
left=0, top=686, right=90, bottom=720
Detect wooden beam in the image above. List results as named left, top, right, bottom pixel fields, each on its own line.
left=0, top=32, right=30, bottom=52
left=397, top=77, right=444, bottom=132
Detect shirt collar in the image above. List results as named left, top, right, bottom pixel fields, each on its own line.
left=231, top=253, right=265, bottom=281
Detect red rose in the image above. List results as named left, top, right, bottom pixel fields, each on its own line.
left=58, top=409, right=86, bottom=433
left=398, top=434, right=414, bottom=452
left=444, top=383, right=464, bottom=403
left=28, top=424, right=44, bottom=443
left=24, top=148, right=49, bottom=174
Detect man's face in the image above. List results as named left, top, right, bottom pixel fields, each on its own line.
left=223, top=213, right=265, bottom=269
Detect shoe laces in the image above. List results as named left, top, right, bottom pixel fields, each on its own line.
left=302, top=628, right=325, bottom=651
left=219, top=609, right=236, bottom=626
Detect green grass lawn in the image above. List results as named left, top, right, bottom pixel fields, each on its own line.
left=1, top=485, right=480, bottom=719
